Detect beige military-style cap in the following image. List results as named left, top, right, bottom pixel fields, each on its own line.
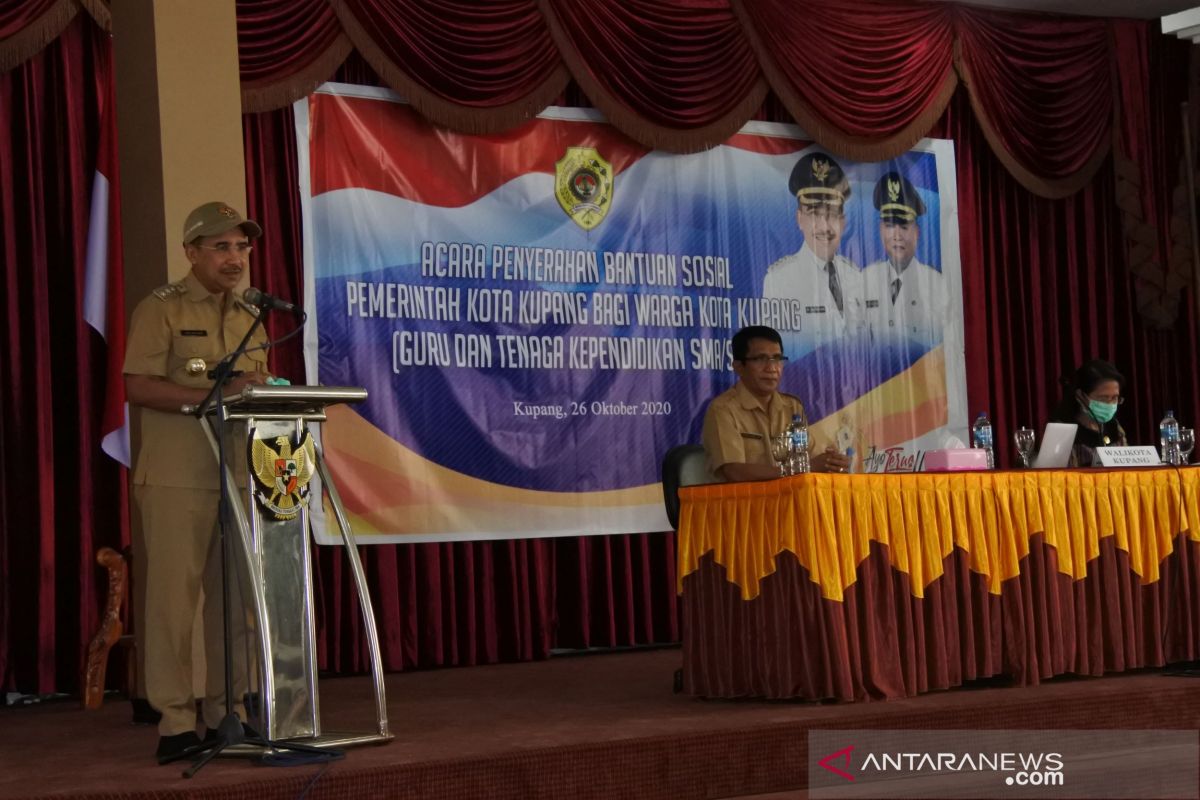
left=182, top=201, right=263, bottom=243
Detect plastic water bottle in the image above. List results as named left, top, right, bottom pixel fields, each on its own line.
left=789, top=414, right=811, bottom=474
left=1160, top=410, right=1181, bottom=465
left=971, top=411, right=994, bottom=469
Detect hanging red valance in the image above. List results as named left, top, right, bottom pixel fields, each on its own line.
left=0, top=0, right=1170, bottom=199
left=0, top=0, right=81, bottom=72
left=328, top=0, right=569, bottom=134
left=955, top=5, right=1113, bottom=199
left=731, top=0, right=958, bottom=162
left=539, top=0, right=766, bottom=153
left=238, top=0, right=351, bottom=113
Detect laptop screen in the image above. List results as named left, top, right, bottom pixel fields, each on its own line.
left=1032, top=423, right=1078, bottom=469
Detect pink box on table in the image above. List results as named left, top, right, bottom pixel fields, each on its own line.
left=923, top=448, right=990, bottom=472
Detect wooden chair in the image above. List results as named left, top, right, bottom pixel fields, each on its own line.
left=82, top=547, right=135, bottom=709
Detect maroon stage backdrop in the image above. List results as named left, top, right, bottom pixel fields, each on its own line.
left=0, top=2, right=1197, bottom=695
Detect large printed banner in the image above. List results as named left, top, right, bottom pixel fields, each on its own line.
left=296, top=83, right=966, bottom=543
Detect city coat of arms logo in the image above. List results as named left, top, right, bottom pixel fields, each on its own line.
left=250, top=431, right=317, bottom=520
left=555, top=146, right=613, bottom=230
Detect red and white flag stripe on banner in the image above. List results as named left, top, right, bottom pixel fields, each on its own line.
left=83, top=74, right=129, bottom=467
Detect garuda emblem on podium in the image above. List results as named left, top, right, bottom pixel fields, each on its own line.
left=250, top=432, right=317, bottom=520
left=555, top=146, right=612, bottom=231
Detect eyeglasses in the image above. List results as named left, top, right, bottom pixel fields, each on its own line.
left=741, top=354, right=789, bottom=366
left=798, top=206, right=844, bottom=222
left=1089, top=394, right=1124, bottom=405
left=195, top=242, right=253, bottom=255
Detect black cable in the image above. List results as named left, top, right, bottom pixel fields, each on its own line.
left=237, top=311, right=307, bottom=362
left=293, top=760, right=337, bottom=799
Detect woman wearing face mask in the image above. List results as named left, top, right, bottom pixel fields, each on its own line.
left=1049, top=359, right=1128, bottom=467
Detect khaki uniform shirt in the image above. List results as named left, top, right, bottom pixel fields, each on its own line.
left=124, top=271, right=269, bottom=489
left=701, top=381, right=808, bottom=477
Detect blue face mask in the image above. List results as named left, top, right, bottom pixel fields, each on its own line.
left=1088, top=399, right=1118, bottom=424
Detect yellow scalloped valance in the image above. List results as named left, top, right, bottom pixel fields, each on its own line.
left=678, top=468, right=1200, bottom=602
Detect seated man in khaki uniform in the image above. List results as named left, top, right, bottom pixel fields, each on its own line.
left=124, top=201, right=274, bottom=761
left=701, top=326, right=849, bottom=481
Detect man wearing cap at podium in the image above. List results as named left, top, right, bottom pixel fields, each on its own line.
left=123, top=201, right=273, bottom=760
left=762, top=151, right=863, bottom=345
left=862, top=171, right=945, bottom=345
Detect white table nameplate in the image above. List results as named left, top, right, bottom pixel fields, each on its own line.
left=1096, top=446, right=1165, bottom=467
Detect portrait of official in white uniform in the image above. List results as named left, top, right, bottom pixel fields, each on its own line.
left=861, top=171, right=947, bottom=348
left=762, top=152, right=863, bottom=348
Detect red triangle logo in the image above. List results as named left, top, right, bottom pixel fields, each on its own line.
left=818, top=745, right=855, bottom=782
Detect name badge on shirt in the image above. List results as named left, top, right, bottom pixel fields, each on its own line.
left=865, top=300, right=880, bottom=308
left=740, top=432, right=763, bottom=440
left=180, top=329, right=208, bottom=337
left=804, top=305, right=827, bottom=314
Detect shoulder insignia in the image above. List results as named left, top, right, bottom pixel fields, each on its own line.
left=235, top=298, right=261, bottom=317
left=766, top=254, right=795, bottom=273
left=151, top=281, right=187, bottom=301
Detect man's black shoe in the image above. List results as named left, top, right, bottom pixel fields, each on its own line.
left=155, top=731, right=203, bottom=763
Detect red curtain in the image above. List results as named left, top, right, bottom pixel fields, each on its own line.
left=733, top=0, right=957, bottom=160
left=0, top=15, right=125, bottom=694
left=225, top=0, right=1125, bottom=199
left=237, top=0, right=351, bottom=113
left=955, top=5, right=1114, bottom=198
left=329, top=0, right=569, bottom=133
left=540, top=0, right=766, bottom=151
left=0, top=0, right=76, bottom=72
left=933, top=73, right=1198, bottom=467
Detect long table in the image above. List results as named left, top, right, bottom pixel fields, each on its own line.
left=677, top=467, right=1200, bottom=700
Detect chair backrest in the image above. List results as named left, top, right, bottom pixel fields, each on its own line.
left=661, top=444, right=718, bottom=530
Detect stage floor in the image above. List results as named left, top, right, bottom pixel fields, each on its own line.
left=2, top=647, right=1199, bottom=799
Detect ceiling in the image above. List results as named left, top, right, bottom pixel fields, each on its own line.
left=932, top=0, right=1196, bottom=19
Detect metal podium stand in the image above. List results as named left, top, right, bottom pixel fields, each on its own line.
left=193, top=384, right=390, bottom=749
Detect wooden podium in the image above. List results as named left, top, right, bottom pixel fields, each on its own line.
left=195, top=384, right=390, bottom=749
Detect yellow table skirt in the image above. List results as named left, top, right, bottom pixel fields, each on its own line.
left=677, top=467, right=1200, bottom=602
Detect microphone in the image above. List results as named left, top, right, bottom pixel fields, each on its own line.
left=243, top=287, right=303, bottom=315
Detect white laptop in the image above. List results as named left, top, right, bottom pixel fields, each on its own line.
left=1032, top=423, right=1078, bottom=469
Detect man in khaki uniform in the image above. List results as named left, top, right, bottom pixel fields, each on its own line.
left=124, top=201, right=272, bottom=760
left=702, top=326, right=849, bottom=481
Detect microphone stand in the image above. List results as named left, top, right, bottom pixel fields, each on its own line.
left=164, top=301, right=339, bottom=776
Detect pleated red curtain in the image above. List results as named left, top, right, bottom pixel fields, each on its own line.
left=237, top=0, right=351, bottom=112
left=539, top=0, right=767, bottom=150
left=232, top=0, right=1125, bottom=200
left=0, top=15, right=126, bottom=694
left=732, top=0, right=958, bottom=160
left=934, top=87, right=1198, bottom=469
left=954, top=5, right=1115, bottom=198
